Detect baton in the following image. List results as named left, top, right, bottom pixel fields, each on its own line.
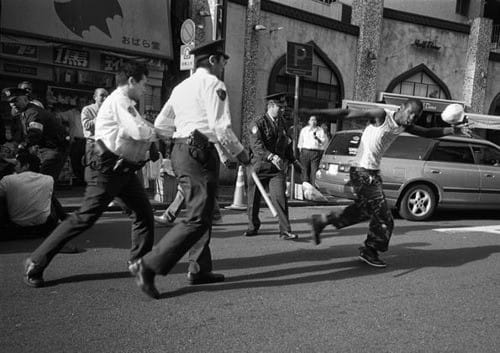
left=250, top=170, right=278, bottom=218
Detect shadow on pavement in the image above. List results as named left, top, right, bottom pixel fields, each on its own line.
left=162, top=242, right=500, bottom=299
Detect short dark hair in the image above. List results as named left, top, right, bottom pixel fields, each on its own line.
left=195, top=54, right=224, bottom=69
left=404, top=99, right=424, bottom=115
left=115, top=61, right=149, bottom=86
left=16, top=150, right=40, bottom=172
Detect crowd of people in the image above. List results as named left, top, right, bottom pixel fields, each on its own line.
left=1, top=38, right=469, bottom=300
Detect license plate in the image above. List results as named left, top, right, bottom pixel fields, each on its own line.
left=327, top=164, right=339, bottom=175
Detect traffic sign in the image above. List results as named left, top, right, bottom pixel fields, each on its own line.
left=286, top=42, right=313, bottom=77
left=180, top=19, right=196, bottom=45
left=180, top=43, right=195, bottom=71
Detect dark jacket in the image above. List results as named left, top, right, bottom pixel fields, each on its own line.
left=21, top=103, right=68, bottom=150
left=248, top=113, right=295, bottom=175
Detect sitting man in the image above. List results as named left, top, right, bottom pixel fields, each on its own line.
left=0, top=150, right=78, bottom=253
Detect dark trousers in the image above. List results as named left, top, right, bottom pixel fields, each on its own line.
left=69, top=137, right=86, bottom=183
left=143, top=142, right=219, bottom=275
left=246, top=167, right=291, bottom=234
left=39, top=147, right=68, bottom=221
left=326, top=168, right=394, bottom=252
left=300, top=149, right=323, bottom=184
left=162, top=185, right=221, bottom=221
left=29, top=170, right=155, bottom=268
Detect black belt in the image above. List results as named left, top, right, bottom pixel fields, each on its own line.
left=174, top=137, right=214, bottom=148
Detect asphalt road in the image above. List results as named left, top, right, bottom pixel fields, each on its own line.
left=1, top=206, right=499, bottom=353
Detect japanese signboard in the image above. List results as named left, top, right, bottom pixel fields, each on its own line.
left=286, top=42, right=313, bottom=77
left=180, top=19, right=196, bottom=45
left=0, top=0, right=172, bottom=59
left=180, top=43, right=195, bottom=71
left=2, top=43, right=38, bottom=60
left=54, top=48, right=90, bottom=68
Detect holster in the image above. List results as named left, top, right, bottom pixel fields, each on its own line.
left=93, top=139, right=118, bottom=174
left=187, top=129, right=211, bottom=149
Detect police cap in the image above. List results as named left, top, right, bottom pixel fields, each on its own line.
left=2, top=87, right=29, bottom=102
left=190, top=39, right=229, bottom=61
left=265, top=92, right=288, bottom=105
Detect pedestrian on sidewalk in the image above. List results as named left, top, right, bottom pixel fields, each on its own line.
left=298, top=115, right=326, bottom=186
left=129, top=40, right=251, bottom=299
left=23, top=62, right=157, bottom=288
left=308, top=99, right=470, bottom=268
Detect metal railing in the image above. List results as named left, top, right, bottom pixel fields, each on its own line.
left=492, top=24, right=500, bottom=51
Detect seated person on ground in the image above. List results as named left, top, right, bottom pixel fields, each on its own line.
left=0, top=150, right=58, bottom=239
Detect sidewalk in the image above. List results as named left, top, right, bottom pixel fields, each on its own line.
left=55, top=184, right=351, bottom=212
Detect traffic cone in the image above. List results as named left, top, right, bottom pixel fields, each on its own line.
left=225, top=165, right=247, bottom=210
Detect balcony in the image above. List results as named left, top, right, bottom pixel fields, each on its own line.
left=492, top=24, right=500, bottom=53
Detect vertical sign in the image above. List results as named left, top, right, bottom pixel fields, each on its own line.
left=286, top=42, right=313, bottom=77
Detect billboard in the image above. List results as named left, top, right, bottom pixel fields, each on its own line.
left=0, top=0, right=173, bottom=59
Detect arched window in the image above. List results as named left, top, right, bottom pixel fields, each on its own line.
left=489, top=93, right=500, bottom=116
left=268, top=42, right=344, bottom=110
left=386, top=64, right=451, bottom=100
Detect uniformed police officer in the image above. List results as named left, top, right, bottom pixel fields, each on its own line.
left=129, top=40, right=250, bottom=299
left=244, top=93, right=300, bottom=240
left=4, top=87, right=68, bottom=181
left=23, top=62, right=157, bottom=287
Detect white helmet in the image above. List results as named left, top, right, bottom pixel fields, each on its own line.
left=441, top=104, right=465, bottom=125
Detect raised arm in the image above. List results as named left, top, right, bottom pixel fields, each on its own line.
left=301, top=107, right=386, bottom=125
left=405, top=124, right=470, bottom=138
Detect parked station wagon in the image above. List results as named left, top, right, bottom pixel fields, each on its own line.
left=316, top=130, right=500, bottom=221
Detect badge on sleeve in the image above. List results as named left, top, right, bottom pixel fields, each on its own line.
left=216, top=89, right=226, bottom=101
left=127, top=106, right=137, bottom=117
left=28, top=121, right=44, bottom=131
left=251, top=126, right=258, bottom=135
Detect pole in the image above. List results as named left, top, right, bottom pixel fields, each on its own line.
left=290, top=74, right=300, bottom=199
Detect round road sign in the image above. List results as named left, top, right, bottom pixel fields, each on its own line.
left=180, top=19, right=196, bottom=45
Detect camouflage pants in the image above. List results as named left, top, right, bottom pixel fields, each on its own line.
left=327, top=167, right=394, bottom=252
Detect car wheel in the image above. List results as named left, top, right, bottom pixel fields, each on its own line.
left=399, top=184, right=436, bottom=221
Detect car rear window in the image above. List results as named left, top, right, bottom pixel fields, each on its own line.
left=428, top=141, right=474, bottom=164
left=325, top=132, right=362, bottom=156
left=325, top=133, right=433, bottom=160
left=384, top=136, right=434, bottom=160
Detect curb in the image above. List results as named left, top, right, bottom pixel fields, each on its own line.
left=61, top=199, right=353, bottom=213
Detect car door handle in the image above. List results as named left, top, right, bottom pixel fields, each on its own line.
left=430, top=169, right=441, bottom=174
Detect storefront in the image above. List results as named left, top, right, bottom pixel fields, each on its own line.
left=0, top=0, right=173, bottom=115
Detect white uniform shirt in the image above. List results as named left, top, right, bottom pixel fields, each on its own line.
left=356, top=109, right=404, bottom=170
left=298, top=125, right=326, bottom=150
left=154, top=68, right=244, bottom=158
left=95, top=87, right=156, bottom=162
left=0, top=171, right=53, bottom=226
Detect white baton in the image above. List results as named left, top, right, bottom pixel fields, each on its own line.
left=250, top=170, right=278, bottom=218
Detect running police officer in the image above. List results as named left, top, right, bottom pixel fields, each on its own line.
left=129, top=40, right=251, bottom=299
left=244, top=93, right=301, bottom=240
left=23, top=62, right=157, bottom=287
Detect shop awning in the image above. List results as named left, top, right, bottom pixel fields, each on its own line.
left=467, top=113, right=500, bottom=130
left=380, top=92, right=466, bottom=113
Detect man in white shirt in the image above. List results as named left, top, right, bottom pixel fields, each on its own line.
left=298, top=115, right=326, bottom=185
left=0, top=150, right=57, bottom=238
left=129, top=40, right=251, bottom=299
left=23, top=62, right=157, bottom=288
left=81, top=88, right=108, bottom=183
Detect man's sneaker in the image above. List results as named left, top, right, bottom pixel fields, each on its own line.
left=310, top=214, right=326, bottom=245
left=358, top=247, right=387, bottom=268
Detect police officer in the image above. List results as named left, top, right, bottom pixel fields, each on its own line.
left=244, top=93, right=300, bottom=240
left=23, top=62, right=157, bottom=287
left=129, top=40, right=250, bottom=299
left=4, top=87, right=68, bottom=182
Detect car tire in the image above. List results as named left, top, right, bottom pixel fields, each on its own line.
left=399, top=184, right=436, bottom=221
